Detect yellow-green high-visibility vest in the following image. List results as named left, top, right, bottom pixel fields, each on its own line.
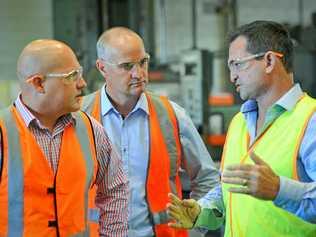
left=221, top=94, right=316, bottom=237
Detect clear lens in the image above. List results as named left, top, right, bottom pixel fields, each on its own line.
left=107, top=54, right=150, bottom=72
left=64, top=68, right=82, bottom=82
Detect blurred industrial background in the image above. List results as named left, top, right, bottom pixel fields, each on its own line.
left=1, top=0, right=316, bottom=236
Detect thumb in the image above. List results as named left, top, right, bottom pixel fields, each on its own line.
left=250, top=152, right=268, bottom=166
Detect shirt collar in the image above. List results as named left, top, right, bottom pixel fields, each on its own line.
left=275, top=83, right=304, bottom=111
left=240, top=83, right=303, bottom=113
left=15, top=94, right=75, bottom=128
left=100, top=84, right=149, bottom=117
left=15, top=94, right=36, bottom=127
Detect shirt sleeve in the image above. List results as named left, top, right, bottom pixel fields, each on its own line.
left=89, top=116, right=129, bottom=236
left=273, top=113, right=316, bottom=223
left=194, top=184, right=225, bottom=231
left=171, top=101, right=220, bottom=200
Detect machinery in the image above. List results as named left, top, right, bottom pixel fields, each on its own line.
left=180, top=49, right=213, bottom=134
left=147, top=49, right=240, bottom=162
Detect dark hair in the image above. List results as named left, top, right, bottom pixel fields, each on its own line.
left=228, top=20, right=294, bottom=72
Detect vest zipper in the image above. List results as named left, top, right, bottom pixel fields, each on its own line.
left=52, top=176, right=60, bottom=237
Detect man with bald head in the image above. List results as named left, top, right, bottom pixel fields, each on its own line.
left=81, top=27, right=219, bottom=237
left=0, top=39, right=128, bottom=237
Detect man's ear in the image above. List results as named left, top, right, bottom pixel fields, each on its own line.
left=265, top=52, right=277, bottom=74
left=26, top=74, right=46, bottom=93
left=96, top=59, right=107, bottom=77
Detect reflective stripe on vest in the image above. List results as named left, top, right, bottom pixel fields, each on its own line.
left=222, top=95, right=316, bottom=237
left=0, top=107, right=97, bottom=236
left=73, top=112, right=95, bottom=235
left=0, top=108, right=24, bottom=236
left=82, top=91, right=181, bottom=197
left=146, top=93, right=188, bottom=237
left=151, top=210, right=170, bottom=225
left=81, top=91, right=101, bottom=123
left=148, top=93, right=179, bottom=195
left=82, top=91, right=187, bottom=236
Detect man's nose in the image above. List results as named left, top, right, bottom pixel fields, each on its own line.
left=230, top=70, right=238, bottom=84
left=130, top=63, right=143, bottom=78
left=77, top=76, right=87, bottom=89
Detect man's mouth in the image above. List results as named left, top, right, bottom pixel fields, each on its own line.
left=235, top=84, right=240, bottom=92
left=129, top=80, right=146, bottom=86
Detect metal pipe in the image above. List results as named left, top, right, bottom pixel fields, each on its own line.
left=298, top=0, right=303, bottom=26
left=192, top=0, right=197, bottom=49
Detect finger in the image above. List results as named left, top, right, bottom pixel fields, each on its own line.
left=222, top=169, right=249, bottom=179
left=167, top=203, right=183, bottom=214
left=221, top=177, right=247, bottom=186
left=225, top=164, right=254, bottom=171
left=228, top=186, right=251, bottom=195
left=250, top=152, right=268, bottom=166
left=168, top=193, right=182, bottom=206
left=167, top=209, right=182, bottom=220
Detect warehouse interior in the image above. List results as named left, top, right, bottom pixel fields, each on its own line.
left=1, top=0, right=316, bottom=236
left=2, top=0, right=316, bottom=157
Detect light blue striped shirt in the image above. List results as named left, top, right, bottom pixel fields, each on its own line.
left=198, top=84, right=316, bottom=226
left=99, top=85, right=219, bottom=237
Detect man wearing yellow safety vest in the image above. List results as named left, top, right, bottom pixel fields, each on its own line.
left=81, top=27, right=220, bottom=237
left=167, top=20, right=316, bottom=236
left=0, top=39, right=128, bottom=236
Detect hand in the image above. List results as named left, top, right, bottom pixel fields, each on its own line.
left=221, top=152, right=280, bottom=200
left=167, top=193, right=201, bottom=229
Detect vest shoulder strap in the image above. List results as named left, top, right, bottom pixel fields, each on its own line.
left=0, top=106, right=20, bottom=183
left=81, top=91, right=99, bottom=113
left=0, top=106, right=24, bottom=235
left=146, top=92, right=181, bottom=180
left=72, top=111, right=97, bottom=183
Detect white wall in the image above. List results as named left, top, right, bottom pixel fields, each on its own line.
left=0, top=0, right=53, bottom=107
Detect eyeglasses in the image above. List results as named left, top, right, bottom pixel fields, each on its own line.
left=45, top=66, right=83, bottom=83
left=228, top=51, right=283, bottom=72
left=101, top=53, right=150, bottom=71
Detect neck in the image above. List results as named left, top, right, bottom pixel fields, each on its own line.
left=256, top=73, right=293, bottom=124
left=22, top=96, right=61, bottom=132
left=105, top=88, right=140, bottom=118
left=257, top=81, right=293, bottom=114
left=33, top=111, right=59, bottom=132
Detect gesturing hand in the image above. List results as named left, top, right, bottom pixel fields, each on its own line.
left=166, top=193, right=201, bottom=229
left=221, top=152, right=280, bottom=200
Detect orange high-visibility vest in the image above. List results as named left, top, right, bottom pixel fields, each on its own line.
left=81, top=90, right=101, bottom=123
left=82, top=91, right=188, bottom=237
left=0, top=106, right=99, bottom=237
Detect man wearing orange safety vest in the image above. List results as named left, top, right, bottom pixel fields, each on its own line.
left=81, top=27, right=219, bottom=237
left=167, top=20, right=316, bottom=237
left=0, top=39, right=128, bottom=237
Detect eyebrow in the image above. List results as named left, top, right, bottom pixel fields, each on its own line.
left=118, top=54, right=150, bottom=65
left=228, top=58, right=237, bottom=66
